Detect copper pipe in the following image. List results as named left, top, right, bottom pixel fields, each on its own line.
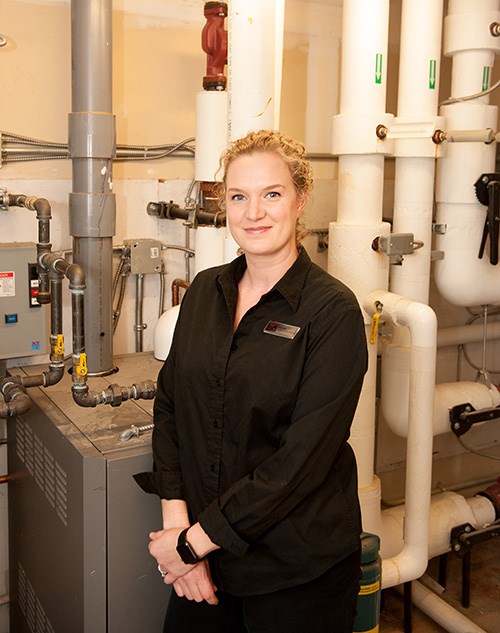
left=172, top=278, right=191, bottom=307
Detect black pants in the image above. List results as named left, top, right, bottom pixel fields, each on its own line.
left=163, top=561, right=360, bottom=633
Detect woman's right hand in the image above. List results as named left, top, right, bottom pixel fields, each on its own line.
left=172, top=559, right=219, bottom=605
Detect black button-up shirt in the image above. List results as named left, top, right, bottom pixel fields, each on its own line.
left=136, top=248, right=368, bottom=596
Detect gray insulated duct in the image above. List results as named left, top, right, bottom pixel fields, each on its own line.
left=69, top=0, right=116, bottom=375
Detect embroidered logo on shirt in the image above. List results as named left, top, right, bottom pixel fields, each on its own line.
left=263, top=321, right=300, bottom=340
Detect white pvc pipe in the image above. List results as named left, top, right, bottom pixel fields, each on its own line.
left=194, top=227, right=225, bottom=277
left=437, top=321, right=500, bottom=347
left=381, top=341, right=500, bottom=437
left=194, top=90, right=228, bottom=183
left=224, top=0, right=285, bottom=263
left=338, top=0, right=389, bottom=115
left=435, top=0, right=500, bottom=307
left=227, top=0, right=284, bottom=140
left=410, top=581, right=489, bottom=633
left=390, top=0, right=443, bottom=306
left=379, top=491, right=496, bottom=561
left=364, top=290, right=437, bottom=587
left=330, top=0, right=391, bottom=492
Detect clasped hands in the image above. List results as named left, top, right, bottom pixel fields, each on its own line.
left=149, top=527, right=219, bottom=605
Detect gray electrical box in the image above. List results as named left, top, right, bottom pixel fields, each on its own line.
left=0, top=242, right=47, bottom=359
left=124, top=239, right=163, bottom=274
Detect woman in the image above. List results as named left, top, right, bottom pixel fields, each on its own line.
left=136, top=129, right=368, bottom=632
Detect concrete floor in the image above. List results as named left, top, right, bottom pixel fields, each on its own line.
left=379, top=534, right=500, bottom=632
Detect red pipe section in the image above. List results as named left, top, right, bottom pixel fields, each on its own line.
left=201, top=2, right=228, bottom=90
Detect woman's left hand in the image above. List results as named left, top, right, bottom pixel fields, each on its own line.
left=148, top=527, right=194, bottom=582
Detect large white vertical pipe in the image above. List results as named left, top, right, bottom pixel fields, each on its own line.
left=194, top=90, right=228, bottom=274
left=329, top=0, right=391, bottom=500
left=227, top=0, right=284, bottom=140
left=224, top=0, right=285, bottom=263
left=434, top=0, right=500, bottom=306
left=390, top=0, right=443, bottom=373
left=195, top=90, right=228, bottom=183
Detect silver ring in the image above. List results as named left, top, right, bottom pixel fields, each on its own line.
left=158, top=564, right=167, bottom=578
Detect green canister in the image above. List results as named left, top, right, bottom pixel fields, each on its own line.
left=353, top=532, right=382, bottom=633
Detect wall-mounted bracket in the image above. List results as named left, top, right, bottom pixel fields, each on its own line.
left=449, top=401, right=500, bottom=436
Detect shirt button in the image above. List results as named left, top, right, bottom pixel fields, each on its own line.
left=210, top=464, right=216, bottom=472
left=213, top=420, right=219, bottom=428
left=231, top=342, right=238, bottom=351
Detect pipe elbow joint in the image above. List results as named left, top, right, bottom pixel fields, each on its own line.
left=66, top=263, right=86, bottom=290
left=1, top=382, right=32, bottom=417
left=36, top=290, right=52, bottom=305
left=43, top=364, right=65, bottom=387
left=33, top=197, right=52, bottom=220
left=72, top=384, right=98, bottom=408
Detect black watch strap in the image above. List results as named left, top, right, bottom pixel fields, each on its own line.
left=176, top=527, right=200, bottom=565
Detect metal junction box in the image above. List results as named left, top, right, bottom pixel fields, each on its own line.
left=7, top=354, right=170, bottom=633
left=0, top=242, right=47, bottom=360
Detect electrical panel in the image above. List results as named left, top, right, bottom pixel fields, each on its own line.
left=0, top=242, right=47, bottom=359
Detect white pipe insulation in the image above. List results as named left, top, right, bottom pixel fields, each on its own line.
left=194, top=90, right=227, bottom=276
left=390, top=0, right=444, bottom=305
left=329, top=0, right=391, bottom=491
left=409, top=581, right=490, bottom=633
left=227, top=0, right=284, bottom=140
left=379, top=490, right=495, bottom=562
left=381, top=365, right=500, bottom=438
left=223, top=0, right=285, bottom=263
left=364, top=291, right=437, bottom=587
left=435, top=0, right=500, bottom=307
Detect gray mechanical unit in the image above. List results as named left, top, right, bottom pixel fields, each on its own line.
left=7, top=354, right=171, bottom=633
left=0, top=242, right=48, bottom=360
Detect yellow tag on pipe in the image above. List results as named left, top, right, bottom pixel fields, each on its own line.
left=369, top=301, right=383, bottom=345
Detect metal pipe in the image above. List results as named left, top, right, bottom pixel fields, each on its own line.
left=70, top=0, right=115, bottom=375
left=5, top=194, right=52, bottom=302
left=172, top=279, right=191, bottom=307
left=0, top=382, right=32, bottom=418
left=135, top=274, right=145, bottom=352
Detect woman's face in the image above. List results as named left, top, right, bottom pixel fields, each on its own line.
left=225, top=151, right=307, bottom=260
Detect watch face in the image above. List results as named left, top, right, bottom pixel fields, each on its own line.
left=177, top=529, right=199, bottom=564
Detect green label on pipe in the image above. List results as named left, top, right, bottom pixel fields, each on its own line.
left=483, top=66, right=491, bottom=92
left=375, top=53, right=382, bottom=84
left=429, top=59, right=436, bottom=90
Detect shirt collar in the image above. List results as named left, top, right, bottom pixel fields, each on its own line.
left=217, top=247, right=312, bottom=313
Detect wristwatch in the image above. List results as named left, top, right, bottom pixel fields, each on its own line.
left=176, top=527, right=200, bottom=564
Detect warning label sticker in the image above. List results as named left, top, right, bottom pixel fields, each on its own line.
left=0, top=271, right=15, bottom=297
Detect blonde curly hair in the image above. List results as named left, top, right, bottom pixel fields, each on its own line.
left=215, top=129, right=313, bottom=246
